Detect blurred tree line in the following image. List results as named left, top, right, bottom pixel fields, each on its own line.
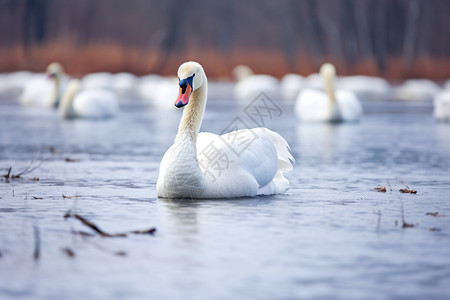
left=0, top=0, right=449, bottom=79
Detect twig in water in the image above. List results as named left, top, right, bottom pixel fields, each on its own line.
left=374, top=210, right=382, bottom=233
left=399, top=188, right=417, bottom=194
left=374, top=186, right=386, bottom=193
left=71, top=230, right=96, bottom=237
left=400, top=200, right=414, bottom=228
left=2, top=152, right=47, bottom=181
left=130, top=228, right=157, bottom=235
left=61, top=247, right=75, bottom=258
left=1, top=167, right=11, bottom=179
left=74, top=213, right=125, bottom=237
left=397, top=179, right=417, bottom=194
left=428, top=227, right=442, bottom=232
left=64, top=211, right=157, bottom=237
left=13, top=152, right=46, bottom=178
left=64, top=158, right=79, bottom=162
left=33, top=225, right=40, bottom=260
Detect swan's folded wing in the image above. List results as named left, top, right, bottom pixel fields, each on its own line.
left=197, top=128, right=293, bottom=194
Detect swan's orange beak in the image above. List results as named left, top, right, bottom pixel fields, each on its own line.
left=174, top=84, right=192, bottom=108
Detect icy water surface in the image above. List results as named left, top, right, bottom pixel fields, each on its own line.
left=0, top=91, right=450, bottom=300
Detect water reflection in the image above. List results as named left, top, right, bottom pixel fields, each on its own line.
left=296, top=123, right=360, bottom=166
left=2, top=97, right=450, bottom=300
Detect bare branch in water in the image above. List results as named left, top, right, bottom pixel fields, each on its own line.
left=399, top=188, right=417, bottom=194
left=14, top=152, right=46, bottom=178
left=374, top=186, right=386, bottom=192
left=33, top=225, right=40, bottom=260
left=64, top=211, right=156, bottom=238
left=426, top=212, right=444, bottom=217
left=2, top=152, right=47, bottom=181
left=374, top=210, right=382, bottom=233
left=61, top=247, right=75, bottom=258
left=1, top=167, right=11, bottom=179
left=400, top=200, right=414, bottom=228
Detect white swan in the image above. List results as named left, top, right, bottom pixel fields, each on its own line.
left=81, top=72, right=113, bottom=90
left=337, top=75, right=391, bottom=100
left=280, top=73, right=305, bottom=101
left=0, top=71, right=35, bottom=96
left=433, top=90, right=450, bottom=122
left=157, top=62, right=294, bottom=199
left=112, top=72, right=138, bottom=97
left=394, top=79, right=441, bottom=101
left=233, top=65, right=280, bottom=102
left=138, top=74, right=179, bottom=110
left=20, top=62, right=68, bottom=108
left=295, top=63, right=362, bottom=122
left=59, top=79, right=118, bottom=119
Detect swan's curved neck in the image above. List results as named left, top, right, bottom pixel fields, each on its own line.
left=176, top=75, right=208, bottom=146
left=59, top=81, right=79, bottom=118
left=323, top=69, right=336, bottom=102
left=51, top=74, right=61, bottom=107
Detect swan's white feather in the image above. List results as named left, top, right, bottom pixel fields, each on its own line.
left=73, top=89, right=118, bottom=118
left=59, top=79, right=118, bottom=119
left=295, top=89, right=362, bottom=122
left=234, top=75, right=280, bottom=102
left=434, top=90, right=450, bottom=122
left=295, top=63, right=362, bottom=123
left=158, top=128, right=293, bottom=199
left=19, top=75, right=53, bottom=107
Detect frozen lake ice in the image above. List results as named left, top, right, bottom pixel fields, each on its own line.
left=0, top=88, right=450, bottom=300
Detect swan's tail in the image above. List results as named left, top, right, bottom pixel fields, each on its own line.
left=254, top=128, right=295, bottom=194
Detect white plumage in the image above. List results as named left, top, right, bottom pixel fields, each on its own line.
left=157, top=61, right=294, bottom=199
left=232, top=65, right=280, bottom=102
left=138, top=75, right=179, bottom=110
left=433, top=90, right=450, bottom=122
left=280, top=73, right=305, bottom=101
left=337, top=75, right=391, bottom=100
left=20, top=62, right=68, bottom=108
left=394, top=79, right=441, bottom=101
left=295, top=63, right=362, bottom=123
left=59, top=79, right=118, bottom=119
left=81, top=72, right=113, bottom=90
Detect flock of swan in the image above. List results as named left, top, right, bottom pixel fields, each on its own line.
left=0, top=61, right=449, bottom=198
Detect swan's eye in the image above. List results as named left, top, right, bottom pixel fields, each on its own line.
left=180, top=83, right=187, bottom=94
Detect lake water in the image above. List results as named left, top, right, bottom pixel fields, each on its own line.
left=0, top=86, right=449, bottom=300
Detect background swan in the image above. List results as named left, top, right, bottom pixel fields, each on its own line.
left=0, top=71, right=35, bottom=96
left=233, top=65, right=280, bottom=102
left=337, top=75, right=391, bottom=101
left=157, top=61, right=294, bottom=199
left=59, top=79, right=118, bottom=119
left=394, top=79, right=441, bottom=101
left=81, top=72, right=113, bottom=90
left=19, top=62, right=68, bottom=108
left=138, top=75, right=179, bottom=110
left=433, top=90, right=450, bottom=122
left=112, top=72, right=138, bottom=97
left=280, top=73, right=305, bottom=101
left=295, top=63, right=362, bottom=122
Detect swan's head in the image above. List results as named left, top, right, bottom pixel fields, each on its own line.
left=175, top=61, right=205, bottom=108
left=46, top=62, right=64, bottom=80
left=320, top=63, right=336, bottom=79
left=232, top=65, right=254, bottom=81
